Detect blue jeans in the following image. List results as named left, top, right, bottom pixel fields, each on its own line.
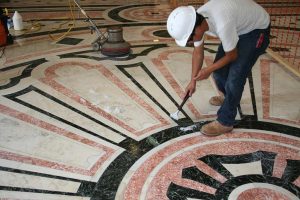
left=213, top=25, right=270, bottom=126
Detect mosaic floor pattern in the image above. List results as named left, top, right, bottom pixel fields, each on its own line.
left=0, top=0, right=299, bottom=199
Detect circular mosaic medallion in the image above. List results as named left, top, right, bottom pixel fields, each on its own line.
left=118, top=130, right=300, bottom=199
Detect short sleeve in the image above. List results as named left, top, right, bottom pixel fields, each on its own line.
left=194, top=38, right=204, bottom=47
left=218, top=23, right=239, bottom=52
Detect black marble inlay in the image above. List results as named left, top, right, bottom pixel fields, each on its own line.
left=282, top=160, right=300, bottom=183
left=235, top=120, right=300, bottom=137
left=59, top=43, right=168, bottom=61
left=199, top=151, right=277, bottom=179
left=60, top=41, right=218, bottom=60
left=77, top=181, right=97, bottom=197
left=182, top=166, right=222, bottom=188
left=247, top=70, right=258, bottom=120
left=204, top=47, right=218, bottom=53
left=91, top=151, right=137, bottom=200
left=0, top=166, right=80, bottom=182
left=108, top=4, right=158, bottom=23
left=153, top=30, right=170, bottom=38
left=167, top=182, right=216, bottom=200
left=57, top=37, right=83, bottom=45
left=0, top=186, right=83, bottom=196
left=0, top=58, right=47, bottom=90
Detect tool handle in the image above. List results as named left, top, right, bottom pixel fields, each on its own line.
left=178, top=93, right=190, bottom=111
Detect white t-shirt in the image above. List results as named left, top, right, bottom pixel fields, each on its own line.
left=195, top=0, right=270, bottom=52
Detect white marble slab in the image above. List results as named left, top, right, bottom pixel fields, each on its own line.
left=0, top=171, right=80, bottom=193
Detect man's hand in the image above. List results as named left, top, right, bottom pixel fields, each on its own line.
left=185, top=80, right=197, bottom=97
left=194, top=67, right=212, bottom=81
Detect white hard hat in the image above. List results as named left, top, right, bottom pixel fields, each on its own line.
left=167, top=6, right=196, bottom=47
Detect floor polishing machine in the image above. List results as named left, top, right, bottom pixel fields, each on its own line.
left=73, top=0, right=131, bottom=57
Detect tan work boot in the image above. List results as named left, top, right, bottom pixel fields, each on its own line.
left=209, top=96, right=224, bottom=106
left=200, top=121, right=233, bottom=136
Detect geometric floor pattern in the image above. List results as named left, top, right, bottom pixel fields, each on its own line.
left=0, top=0, right=299, bottom=199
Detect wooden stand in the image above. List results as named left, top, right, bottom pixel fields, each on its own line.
left=266, top=48, right=300, bottom=78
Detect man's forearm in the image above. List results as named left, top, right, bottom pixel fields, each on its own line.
left=191, top=46, right=204, bottom=80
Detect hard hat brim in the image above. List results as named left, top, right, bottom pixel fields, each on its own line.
left=174, top=6, right=196, bottom=47
left=175, top=37, right=190, bottom=47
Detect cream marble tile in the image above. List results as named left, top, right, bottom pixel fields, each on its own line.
left=0, top=122, right=124, bottom=181
left=3, top=40, right=59, bottom=64
left=252, top=55, right=265, bottom=120
left=126, top=66, right=178, bottom=114
left=0, top=148, right=122, bottom=182
left=270, top=63, right=300, bottom=122
left=0, top=191, right=90, bottom=200
left=0, top=114, right=105, bottom=169
left=17, top=89, right=125, bottom=143
left=55, top=66, right=160, bottom=130
left=0, top=171, right=80, bottom=193
left=222, top=160, right=263, bottom=177
left=124, top=26, right=172, bottom=44
left=239, top=79, right=255, bottom=116
left=0, top=96, right=122, bottom=149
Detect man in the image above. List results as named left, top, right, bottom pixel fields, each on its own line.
left=167, top=0, right=270, bottom=136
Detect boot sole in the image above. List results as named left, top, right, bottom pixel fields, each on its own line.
left=200, top=128, right=233, bottom=137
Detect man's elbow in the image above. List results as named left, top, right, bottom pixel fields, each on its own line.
left=226, top=48, right=238, bottom=62
left=230, top=52, right=238, bottom=61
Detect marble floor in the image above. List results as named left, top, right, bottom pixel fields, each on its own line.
left=0, top=0, right=300, bottom=199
